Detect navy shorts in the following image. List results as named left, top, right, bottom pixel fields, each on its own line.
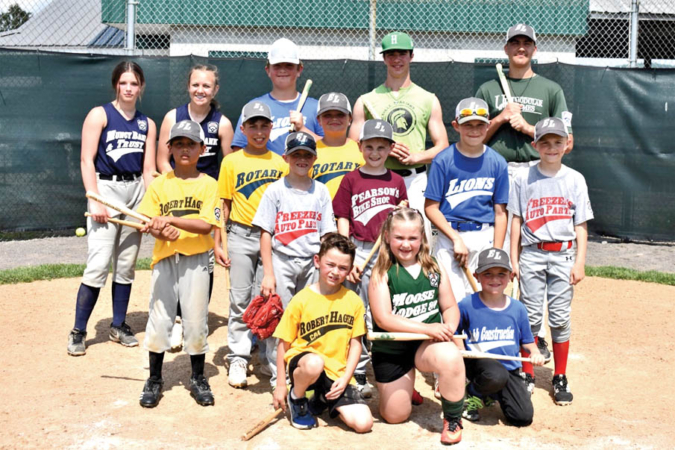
left=372, top=342, right=422, bottom=383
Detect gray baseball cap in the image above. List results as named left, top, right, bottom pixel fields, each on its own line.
left=168, top=120, right=204, bottom=144
left=506, top=24, right=537, bottom=44
left=359, top=119, right=395, bottom=143
left=455, top=97, right=490, bottom=124
left=534, top=117, right=569, bottom=143
left=476, top=248, right=512, bottom=274
left=317, top=92, right=352, bottom=116
left=285, top=131, right=317, bottom=156
left=241, top=101, right=272, bottom=123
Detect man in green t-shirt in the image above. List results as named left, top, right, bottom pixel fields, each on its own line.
left=350, top=32, right=449, bottom=241
left=476, top=23, right=574, bottom=362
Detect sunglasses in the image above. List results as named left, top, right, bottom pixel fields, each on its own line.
left=458, top=107, right=489, bottom=119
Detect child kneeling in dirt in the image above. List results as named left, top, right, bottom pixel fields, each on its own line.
left=272, top=233, right=373, bottom=433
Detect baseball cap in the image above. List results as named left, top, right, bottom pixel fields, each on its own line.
left=168, top=120, right=204, bottom=144
left=285, top=131, right=317, bottom=156
left=506, top=24, right=537, bottom=44
left=241, top=101, right=272, bottom=123
left=380, top=32, right=414, bottom=53
left=317, top=92, right=352, bottom=117
left=455, top=97, right=490, bottom=125
left=268, top=38, right=300, bottom=65
left=534, top=117, right=569, bottom=143
left=475, top=248, right=512, bottom=274
left=359, top=119, right=395, bottom=143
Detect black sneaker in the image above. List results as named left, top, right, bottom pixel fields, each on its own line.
left=537, top=337, right=552, bottom=363
left=189, top=375, right=215, bottom=406
left=110, top=322, right=139, bottom=347
left=520, top=372, right=535, bottom=395
left=552, top=374, right=573, bottom=405
left=354, top=373, right=373, bottom=399
left=67, top=329, right=87, bottom=356
left=139, top=378, right=163, bottom=408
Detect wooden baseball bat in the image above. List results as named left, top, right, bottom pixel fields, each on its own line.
left=362, top=97, right=382, bottom=120
left=368, top=332, right=467, bottom=341
left=462, top=265, right=479, bottom=293
left=84, top=212, right=144, bottom=230
left=220, top=199, right=230, bottom=290
left=461, top=350, right=532, bottom=363
left=289, top=79, right=313, bottom=132
left=511, top=277, right=519, bottom=298
left=496, top=63, right=514, bottom=103
left=241, top=408, right=284, bottom=441
left=357, top=200, right=408, bottom=273
left=86, top=191, right=151, bottom=223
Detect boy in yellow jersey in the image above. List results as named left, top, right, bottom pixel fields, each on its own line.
left=214, top=101, right=286, bottom=389
left=272, top=233, right=373, bottom=433
left=311, top=92, right=364, bottom=199
left=136, top=120, right=220, bottom=408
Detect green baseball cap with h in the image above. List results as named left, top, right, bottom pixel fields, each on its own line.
left=381, top=32, right=414, bottom=53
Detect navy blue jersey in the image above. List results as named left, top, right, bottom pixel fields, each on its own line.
left=425, top=144, right=509, bottom=224
left=173, top=103, right=223, bottom=179
left=95, top=103, right=148, bottom=176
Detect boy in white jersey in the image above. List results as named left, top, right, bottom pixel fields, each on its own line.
left=509, top=117, right=593, bottom=405
left=252, top=131, right=337, bottom=385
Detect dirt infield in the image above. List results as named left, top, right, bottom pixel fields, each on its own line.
left=1, top=268, right=674, bottom=448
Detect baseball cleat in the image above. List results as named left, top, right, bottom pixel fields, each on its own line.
left=67, top=329, right=87, bottom=356
left=169, top=318, right=183, bottom=352
left=434, top=374, right=441, bottom=399
left=440, top=417, right=463, bottom=445
left=109, top=322, right=139, bottom=347
left=520, top=372, right=535, bottom=395
left=552, top=374, right=573, bottom=405
left=537, top=337, right=552, bottom=363
left=287, top=391, right=317, bottom=429
left=227, top=359, right=248, bottom=388
left=462, top=394, right=483, bottom=422
left=139, top=377, right=163, bottom=408
left=354, top=373, right=373, bottom=399
left=412, top=389, right=424, bottom=405
left=189, top=375, right=214, bottom=406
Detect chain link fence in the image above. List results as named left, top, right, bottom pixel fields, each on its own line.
left=1, top=0, right=674, bottom=67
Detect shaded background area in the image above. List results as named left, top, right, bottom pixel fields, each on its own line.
left=0, top=51, right=673, bottom=241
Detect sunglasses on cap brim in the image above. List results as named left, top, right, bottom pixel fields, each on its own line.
left=458, top=108, right=489, bottom=120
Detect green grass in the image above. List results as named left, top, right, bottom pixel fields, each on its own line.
left=0, top=258, right=152, bottom=285
left=0, top=261, right=673, bottom=286
left=586, top=266, right=675, bottom=286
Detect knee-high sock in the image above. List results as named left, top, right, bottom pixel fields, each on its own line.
left=111, top=282, right=131, bottom=327
left=149, top=351, right=164, bottom=380
left=74, top=283, right=101, bottom=331
left=552, top=340, right=570, bottom=376
left=520, top=338, right=535, bottom=376
left=191, top=354, right=206, bottom=378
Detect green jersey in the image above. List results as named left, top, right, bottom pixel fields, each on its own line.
left=372, top=262, right=442, bottom=355
left=362, top=83, right=435, bottom=170
left=475, top=74, right=572, bottom=163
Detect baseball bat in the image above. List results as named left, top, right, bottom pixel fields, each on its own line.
left=462, top=265, right=479, bottom=293
left=220, top=198, right=230, bottom=290
left=362, top=98, right=382, bottom=120
left=461, top=350, right=532, bottom=363
left=511, top=277, right=519, bottom=298
left=241, top=408, right=284, bottom=441
left=86, top=191, right=151, bottom=223
left=368, top=332, right=466, bottom=341
left=496, top=63, right=514, bottom=103
left=289, top=79, right=313, bottom=132
left=84, top=212, right=144, bottom=230
left=357, top=200, right=408, bottom=273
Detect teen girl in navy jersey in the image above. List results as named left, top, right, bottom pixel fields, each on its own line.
left=67, top=61, right=157, bottom=356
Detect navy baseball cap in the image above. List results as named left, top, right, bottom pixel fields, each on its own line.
left=168, top=120, right=204, bottom=144
left=534, top=117, right=569, bottom=143
left=285, top=131, right=317, bottom=156
left=476, top=248, right=512, bottom=274
left=506, top=24, right=537, bottom=44
left=359, top=119, right=395, bottom=143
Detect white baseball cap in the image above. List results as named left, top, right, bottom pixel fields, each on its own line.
left=268, top=38, right=300, bottom=65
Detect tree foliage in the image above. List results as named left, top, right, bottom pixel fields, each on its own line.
left=0, top=3, right=31, bottom=32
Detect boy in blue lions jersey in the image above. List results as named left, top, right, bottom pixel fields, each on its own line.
left=456, top=248, right=544, bottom=425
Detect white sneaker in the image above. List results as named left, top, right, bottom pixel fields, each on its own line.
left=434, top=373, right=441, bottom=399
left=228, top=360, right=248, bottom=388
left=170, top=318, right=183, bottom=352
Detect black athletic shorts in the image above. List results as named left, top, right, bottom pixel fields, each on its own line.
left=288, top=352, right=365, bottom=419
left=372, top=342, right=422, bottom=383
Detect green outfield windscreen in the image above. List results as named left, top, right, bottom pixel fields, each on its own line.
left=0, top=51, right=673, bottom=240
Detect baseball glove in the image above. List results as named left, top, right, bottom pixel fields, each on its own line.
left=243, top=294, right=284, bottom=340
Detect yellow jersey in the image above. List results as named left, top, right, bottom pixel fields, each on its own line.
left=311, top=139, right=364, bottom=199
